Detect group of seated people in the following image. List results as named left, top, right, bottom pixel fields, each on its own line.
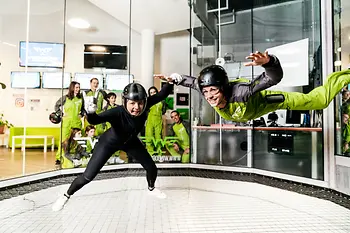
left=54, top=78, right=190, bottom=169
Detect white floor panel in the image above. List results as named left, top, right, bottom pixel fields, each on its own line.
left=0, top=177, right=349, bottom=233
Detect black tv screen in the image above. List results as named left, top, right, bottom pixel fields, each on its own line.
left=84, top=44, right=127, bottom=69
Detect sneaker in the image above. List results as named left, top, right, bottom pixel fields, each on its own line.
left=148, top=188, right=167, bottom=199
left=52, top=194, right=69, bottom=212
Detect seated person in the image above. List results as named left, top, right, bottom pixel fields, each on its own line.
left=166, top=110, right=190, bottom=163
left=84, top=125, right=97, bottom=154
left=60, top=128, right=90, bottom=169
left=342, top=113, right=350, bottom=156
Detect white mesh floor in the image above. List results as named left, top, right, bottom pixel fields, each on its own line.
left=0, top=177, right=349, bottom=233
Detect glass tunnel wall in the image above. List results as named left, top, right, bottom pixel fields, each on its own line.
left=190, top=0, right=324, bottom=180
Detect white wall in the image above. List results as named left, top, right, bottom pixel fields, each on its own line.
left=0, top=0, right=141, bottom=127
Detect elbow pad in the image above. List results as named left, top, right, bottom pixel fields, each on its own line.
left=265, top=94, right=285, bottom=103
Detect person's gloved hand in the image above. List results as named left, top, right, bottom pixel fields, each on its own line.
left=154, top=73, right=183, bottom=84
left=82, top=92, right=97, bottom=114
left=169, top=73, right=183, bottom=84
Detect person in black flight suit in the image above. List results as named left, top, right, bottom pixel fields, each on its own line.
left=52, top=81, right=173, bottom=212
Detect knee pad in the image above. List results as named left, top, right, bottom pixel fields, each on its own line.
left=75, top=174, right=92, bottom=186
left=265, top=94, right=285, bottom=103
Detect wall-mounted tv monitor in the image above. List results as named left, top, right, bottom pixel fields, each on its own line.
left=176, top=93, right=189, bottom=106
left=42, top=72, right=71, bottom=89
left=11, top=71, right=41, bottom=89
left=84, top=44, right=127, bottom=69
left=19, top=41, right=64, bottom=68
left=74, top=73, right=103, bottom=90
left=105, top=74, right=132, bottom=91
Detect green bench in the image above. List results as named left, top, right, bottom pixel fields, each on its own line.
left=9, top=127, right=61, bottom=152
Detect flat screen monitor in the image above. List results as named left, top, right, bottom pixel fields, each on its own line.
left=42, top=72, right=71, bottom=89
left=11, top=71, right=41, bottom=89
left=285, top=110, right=308, bottom=124
left=84, top=44, right=127, bottom=69
left=105, top=74, right=132, bottom=91
left=74, top=73, right=103, bottom=90
left=176, top=93, right=189, bottom=106
left=19, top=41, right=64, bottom=68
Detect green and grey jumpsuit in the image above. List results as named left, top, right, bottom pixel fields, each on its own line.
left=84, top=89, right=107, bottom=136
left=166, top=120, right=190, bottom=163
left=178, top=55, right=350, bottom=122
left=145, top=101, right=166, bottom=155
left=60, top=142, right=89, bottom=169
left=54, top=96, right=84, bottom=161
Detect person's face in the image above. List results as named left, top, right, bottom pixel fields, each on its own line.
left=90, top=79, right=99, bottom=90
left=75, top=131, right=82, bottom=138
left=171, top=112, right=180, bottom=124
left=202, top=86, right=224, bottom=107
left=109, top=96, right=116, bottom=105
left=87, top=129, right=95, bottom=137
left=344, top=91, right=350, bottom=100
left=74, top=84, right=80, bottom=95
left=149, top=88, right=157, bottom=96
left=126, top=100, right=144, bottom=116
left=343, top=114, right=349, bottom=124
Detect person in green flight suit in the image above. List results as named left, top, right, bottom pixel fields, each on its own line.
left=342, top=113, right=350, bottom=155
left=54, top=81, right=84, bottom=167
left=84, top=78, right=108, bottom=136
left=102, top=92, right=125, bottom=164
left=145, top=86, right=167, bottom=155
left=84, top=125, right=96, bottom=154
left=60, top=128, right=90, bottom=169
left=103, top=92, right=118, bottom=130
left=156, top=51, right=350, bottom=123
left=166, top=110, right=190, bottom=163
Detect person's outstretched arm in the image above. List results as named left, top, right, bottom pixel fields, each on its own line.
left=85, top=107, right=119, bottom=125
left=83, top=91, right=119, bottom=125
left=249, top=54, right=283, bottom=93
left=154, top=74, right=199, bottom=91
left=229, top=52, right=284, bottom=102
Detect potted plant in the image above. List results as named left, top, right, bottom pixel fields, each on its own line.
left=0, top=113, right=13, bottom=134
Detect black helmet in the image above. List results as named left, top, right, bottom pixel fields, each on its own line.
left=122, top=82, right=147, bottom=116
left=198, top=65, right=229, bottom=92
left=49, top=111, right=61, bottom=124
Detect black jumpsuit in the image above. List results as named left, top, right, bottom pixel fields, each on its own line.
left=67, top=83, right=173, bottom=196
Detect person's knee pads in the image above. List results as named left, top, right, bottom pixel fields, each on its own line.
left=265, top=94, right=285, bottom=103
left=76, top=174, right=92, bottom=186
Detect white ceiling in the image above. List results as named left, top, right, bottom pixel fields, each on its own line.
left=88, top=0, right=193, bottom=35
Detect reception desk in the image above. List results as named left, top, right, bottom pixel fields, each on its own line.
left=192, top=125, right=323, bottom=180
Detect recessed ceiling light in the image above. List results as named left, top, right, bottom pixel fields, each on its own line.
left=68, top=18, right=90, bottom=29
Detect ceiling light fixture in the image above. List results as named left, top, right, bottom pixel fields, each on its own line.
left=68, top=18, right=90, bottom=29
